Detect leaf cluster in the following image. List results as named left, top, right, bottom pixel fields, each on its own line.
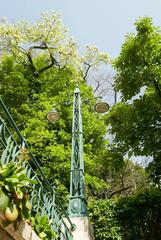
left=0, top=161, right=35, bottom=221
left=31, top=213, right=58, bottom=240
left=88, top=199, right=122, bottom=240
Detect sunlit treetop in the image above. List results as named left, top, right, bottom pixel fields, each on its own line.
left=0, top=12, right=110, bottom=79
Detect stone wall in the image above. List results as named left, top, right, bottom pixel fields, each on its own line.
left=0, top=226, right=13, bottom=240
left=0, top=211, right=40, bottom=240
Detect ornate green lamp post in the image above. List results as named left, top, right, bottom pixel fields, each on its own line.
left=68, top=87, right=87, bottom=217
left=47, top=87, right=109, bottom=219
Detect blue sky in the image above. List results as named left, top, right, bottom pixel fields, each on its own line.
left=0, top=0, right=161, bottom=57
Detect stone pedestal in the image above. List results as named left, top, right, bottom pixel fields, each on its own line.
left=64, top=217, right=94, bottom=240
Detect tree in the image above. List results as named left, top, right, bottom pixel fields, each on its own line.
left=0, top=13, right=109, bottom=79
left=107, top=17, right=161, bottom=185
left=0, top=13, right=115, bottom=201
left=0, top=12, right=79, bottom=77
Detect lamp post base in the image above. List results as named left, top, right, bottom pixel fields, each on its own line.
left=68, top=197, right=87, bottom=217
left=63, top=217, right=94, bottom=240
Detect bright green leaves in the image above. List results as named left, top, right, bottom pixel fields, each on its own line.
left=0, top=12, right=112, bottom=202
left=0, top=161, right=36, bottom=223
left=114, top=17, right=161, bottom=101
left=31, top=213, right=58, bottom=240
left=0, top=55, right=29, bottom=108
left=135, top=17, right=159, bottom=37
left=0, top=190, right=9, bottom=210
left=107, top=103, right=135, bottom=151
left=108, top=17, right=161, bottom=186
left=85, top=174, right=109, bottom=198
left=89, top=199, right=122, bottom=240
left=108, top=94, right=161, bottom=158
left=0, top=161, right=37, bottom=189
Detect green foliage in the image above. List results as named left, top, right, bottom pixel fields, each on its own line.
left=107, top=159, right=148, bottom=198
left=88, top=199, right=122, bottom=240
left=107, top=17, right=161, bottom=185
left=116, top=188, right=161, bottom=240
left=0, top=55, right=29, bottom=109
left=0, top=13, right=116, bottom=202
left=31, top=213, right=58, bottom=240
left=89, top=188, right=161, bottom=240
left=0, top=161, right=36, bottom=221
left=114, top=17, right=161, bottom=100
left=2, top=12, right=161, bottom=240
left=0, top=51, right=115, bottom=201
left=0, top=51, right=113, bottom=200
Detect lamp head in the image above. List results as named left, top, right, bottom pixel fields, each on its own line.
left=94, top=102, right=109, bottom=113
left=47, top=108, right=59, bottom=123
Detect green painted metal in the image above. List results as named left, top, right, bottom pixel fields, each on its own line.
left=0, top=98, right=74, bottom=240
left=68, top=88, right=88, bottom=217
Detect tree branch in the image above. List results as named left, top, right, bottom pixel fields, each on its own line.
left=26, top=43, right=60, bottom=77
left=151, top=79, right=161, bottom=100
left=109, top=185, right=133, bottom=198
left=83, top=62, right=91, bottom=81
left=93, top=79, right=101, bottom=93
left=37, top=44, right=60, bottom=74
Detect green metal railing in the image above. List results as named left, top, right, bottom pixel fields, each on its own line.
left=0, top=98, right=74, bottom=240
